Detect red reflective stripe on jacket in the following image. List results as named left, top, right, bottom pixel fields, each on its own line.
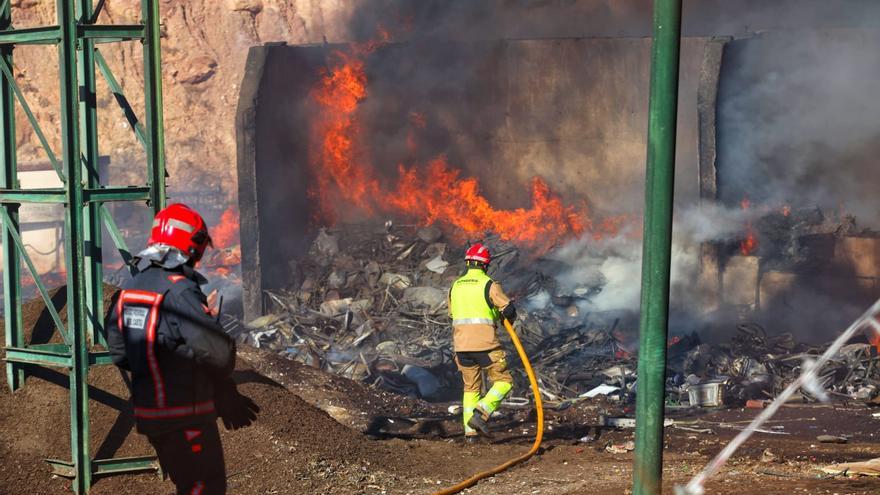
left=120, top=290, right=167, bottom=407
left=146, top=294, right=166, bottom=407
left=121, top=290, right=162, bottom=303
left=190, top=481, right=205, bottom=495
left=133, top=400, right=216, bottom=419
left=116, top=291, right=125, bottom=333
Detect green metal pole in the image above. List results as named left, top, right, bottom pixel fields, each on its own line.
left=0, top=0, right=23, bottom=391
left=632, top=1, right=682, bottom=494
left=142, top=0, right=166, bottom=212
left=58, top=0, right=92, bottom=491
left=77, top=0, right=105, bottom=348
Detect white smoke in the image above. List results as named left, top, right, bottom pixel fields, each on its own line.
left=535, top=204, right=753, bottom=313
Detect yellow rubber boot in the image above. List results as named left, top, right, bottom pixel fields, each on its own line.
left=462, top=392, right=480, bottom=437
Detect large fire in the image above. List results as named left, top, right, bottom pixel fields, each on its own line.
left=388, top=159, right=585, bottom=251
left=308, top=38, right=615, bottom=251
left=309, top=53, right=380, bottom=222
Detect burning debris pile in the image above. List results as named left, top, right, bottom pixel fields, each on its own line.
left=234, top=222, right=636, bottom=402
left=228, top=29, right=880, bottom=411
left=233, top=221, right=880, bottom=408
left=729, top=203, right=867, bottom=263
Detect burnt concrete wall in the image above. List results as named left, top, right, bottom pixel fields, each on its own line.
left=260, top=37, right=713, bottom=217
left=238, top=37, right=719, bottom=320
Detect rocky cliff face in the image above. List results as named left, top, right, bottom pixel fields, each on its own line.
left=10, top=0, right=355, bottom=200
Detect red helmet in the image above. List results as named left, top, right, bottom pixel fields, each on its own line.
left=148, top=203, right=212, bottom=261
left=465, top=243, right=491, bottom=264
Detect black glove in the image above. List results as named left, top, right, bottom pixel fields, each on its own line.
left=501, top=302, right=517, bottom=323
left=214, top=377, right=260, bottom=431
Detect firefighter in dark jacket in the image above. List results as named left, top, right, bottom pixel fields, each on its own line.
left=106, top=203, right=258, bottom=495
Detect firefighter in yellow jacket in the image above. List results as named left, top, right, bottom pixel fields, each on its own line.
left=449, top=243, right=517, bottom=440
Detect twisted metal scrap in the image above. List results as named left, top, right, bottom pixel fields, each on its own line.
left=677, top=297, right=880, bottom=495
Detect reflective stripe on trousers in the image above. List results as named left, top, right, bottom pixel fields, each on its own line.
left=462, top=392, right=480, bottom=436
left=477, top=381, right=513, bottom=416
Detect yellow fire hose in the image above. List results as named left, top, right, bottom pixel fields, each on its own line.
left=432, top=319, right=545, bottom=495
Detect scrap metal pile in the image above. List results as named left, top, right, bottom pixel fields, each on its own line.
left=234, top=223, right=635, bottom=403
left=669, top=323, right=880, bottom=407
left=235, top=223, right=880, bottom=408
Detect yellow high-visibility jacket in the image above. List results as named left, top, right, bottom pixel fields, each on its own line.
left=449, top=268, right=511, bottom=352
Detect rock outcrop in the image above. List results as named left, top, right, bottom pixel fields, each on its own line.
left=10, top=0, right=359, bottom=199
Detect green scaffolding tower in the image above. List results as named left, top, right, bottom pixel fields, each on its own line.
left=0, top=0, right=166, bottom=492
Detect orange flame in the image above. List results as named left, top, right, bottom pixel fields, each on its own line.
left=739, top=198, right=758, bottom=256
left=387, top=158, right=585, bottom=251
left=309, top=51, right=380, bottom=223
left=866, top=317, right=880, bottom=353
left=212, top=207, right=240, bottom=249
left=740, top=231, right=757, bottom=256
left=308, top=37, right=618, bottom=251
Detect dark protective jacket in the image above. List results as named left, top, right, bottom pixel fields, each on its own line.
left=105, top=264, right=235, bottom=436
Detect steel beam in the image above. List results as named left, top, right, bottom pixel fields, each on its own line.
left=5, top=347, right=118, bottom=368
left=78, top=0, right=104, bottom=348
left=142, top=0, right=165, bottom=211
left=57, top=0, right=91, bottom=491
left=5, top=345, right=72, bottom=367
left=0, top=0, right=22, bottom=391
left=100, top=204, right=135, bottom=268
left=0, top=58, right=64, bottom=179
left=0, top=188, right=67, bottom=203
left=91, top=456, right=158, bottom=476
left=0, top=1, right=166, bottom=492
left=87, top=0, right=105, bottom=24
left=47, top=456, right=158, bottom=479
left=85, top=186, right=151, bottom=202
left=0, top=25, right=61, bottom=45
left=78, top=24, right=144, bottom=42
left=94, top=49, right=147, bottom=149
left=632, top=1, right=683, bottom=495
left=0, top=187, right=150, bottom=203
left=0, top=208, right=70, bottom=344
left=87, top=350, right=113, bottom=366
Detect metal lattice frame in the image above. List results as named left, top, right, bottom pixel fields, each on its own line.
left=0, top=1, right=166, bottom=492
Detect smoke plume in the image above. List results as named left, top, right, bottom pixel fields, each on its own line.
left=717, top=30, right=880, bottom=226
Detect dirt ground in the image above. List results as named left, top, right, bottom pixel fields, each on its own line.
left=1, top=292, right=879, bottom=494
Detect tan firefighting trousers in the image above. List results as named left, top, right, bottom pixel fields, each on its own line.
left=456, top=349, right=513, bottom=437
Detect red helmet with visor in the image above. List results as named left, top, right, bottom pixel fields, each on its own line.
left=147, top=203, right=212, bottom=262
